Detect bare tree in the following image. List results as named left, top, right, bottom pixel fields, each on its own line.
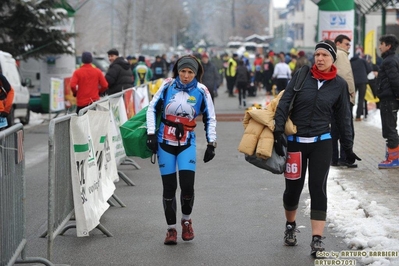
left=236, top=0, right=268, bottom=37
left=113, top=0, right=145, bottom=56
left=72, top=0, right=270, bottom=55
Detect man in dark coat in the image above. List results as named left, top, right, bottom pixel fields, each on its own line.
left=151, top=55, right=167, bottom=80
left=350, top=53, right=372, bottom=121
left=105, top=48, right=133, bottom=95
left=376, top=34, right=399, bottom=168
left=200, top=53, right=220, bottom=102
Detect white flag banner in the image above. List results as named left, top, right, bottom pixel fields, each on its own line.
left=134, top=84, right=149, bottom=114
left=70, top=113, right=110, bottom=237
left=87, top=110, right=116, bottom=200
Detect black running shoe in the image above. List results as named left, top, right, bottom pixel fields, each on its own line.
left=284, top=224, right=299, bottom=246
left=310, top=236, right=325, bottom=257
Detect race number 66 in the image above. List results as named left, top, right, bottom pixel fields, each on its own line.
left=284, top=152, right=301, bottom=180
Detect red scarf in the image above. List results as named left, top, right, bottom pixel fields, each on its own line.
left=310, top=64, right=337, bottom=80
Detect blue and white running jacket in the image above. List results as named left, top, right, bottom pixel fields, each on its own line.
left=146, top=77, right=217, bottom=146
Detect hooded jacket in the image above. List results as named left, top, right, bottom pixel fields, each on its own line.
left=377, top=49, right=399, bottom=100
left=105, top=57, right=133, bottom=95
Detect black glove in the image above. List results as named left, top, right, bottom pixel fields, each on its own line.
left=345, top=150, right=361, bottom=165
left=0, top=111, right=8, bottom=117
left=273, top=131, right=287, bottom=157
left=203, top=145, right=215, bottom=163
left=146, top=134, right=158, bottom=153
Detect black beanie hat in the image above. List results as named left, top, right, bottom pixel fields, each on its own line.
left=138, top=55, right=145, bottom=62
left=177, top=57, right=199, bottom=74
left=315, top=40, right=337, bottom=62
left=81, top=52, right=93, bottom=64
left=107, top=48, right=119, bottom=56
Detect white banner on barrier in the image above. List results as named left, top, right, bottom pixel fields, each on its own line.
left=95, top=101, right=120, bottom=182
left=134, top=84, right=149, bottom=114
left=87, top=110, right=117, bottom=199
left=70, top=112, right=113, bottom=237
left=97, top=98, right=127, bottom=165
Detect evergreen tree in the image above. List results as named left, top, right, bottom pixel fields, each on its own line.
left=0, top=0, right=76, bottom=59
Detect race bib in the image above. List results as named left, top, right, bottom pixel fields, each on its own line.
left=162, top=115, right=194, bottom=143
left=163, top=125, right=188, bottom=143
left=284, top=151, right=302, bottom=180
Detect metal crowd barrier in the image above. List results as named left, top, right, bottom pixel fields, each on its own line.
left=45, top=114, right=112, bottom=262
left=44, top=85, right=151, bottom=261
left=0, top=124, right=53, bottom=266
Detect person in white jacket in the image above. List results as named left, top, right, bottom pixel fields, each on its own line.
left=272, top=52, right=292, bottom=94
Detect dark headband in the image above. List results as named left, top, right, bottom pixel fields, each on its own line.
left=177, top=57, right=199, bottom=75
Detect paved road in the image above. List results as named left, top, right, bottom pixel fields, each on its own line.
left=19, top=85, right=398, bottom=266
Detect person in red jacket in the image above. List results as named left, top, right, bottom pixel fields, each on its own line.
left=71, top=52, right=108, bottom=114
left=0, top=72, right=14, bottom=129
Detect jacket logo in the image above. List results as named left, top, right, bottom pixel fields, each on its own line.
left=187, top=96, right=196, bottom=104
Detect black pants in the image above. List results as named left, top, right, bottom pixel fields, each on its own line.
left=226, top=76, right=236, bottom=95
left=331, top=103, right=354, bottom=163
left=355, top=83, right=367, bottom=119
left=283, top=140, right=332, bottom=221
left=275, top=78, right=288, bottom=94
left=236, top=81, right=247, bottom=106
left=263, top=78, right=272, bottom=93
left=380, top=99, right=399, bottom=148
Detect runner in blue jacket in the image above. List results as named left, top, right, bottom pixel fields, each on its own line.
left=146, top=55, right=217, bottom=245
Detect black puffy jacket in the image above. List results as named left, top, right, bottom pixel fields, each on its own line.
left=105, top=57, right=133, bottom=95
left=377, top=50, right=399, bottom=100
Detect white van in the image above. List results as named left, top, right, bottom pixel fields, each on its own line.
left=0, top=51, right=30, bottom=125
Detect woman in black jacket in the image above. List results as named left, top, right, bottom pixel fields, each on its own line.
left=273, top=40, right=361, bottom=257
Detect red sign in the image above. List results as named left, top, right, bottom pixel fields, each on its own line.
left=321, top=30, right=353, bottom=41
